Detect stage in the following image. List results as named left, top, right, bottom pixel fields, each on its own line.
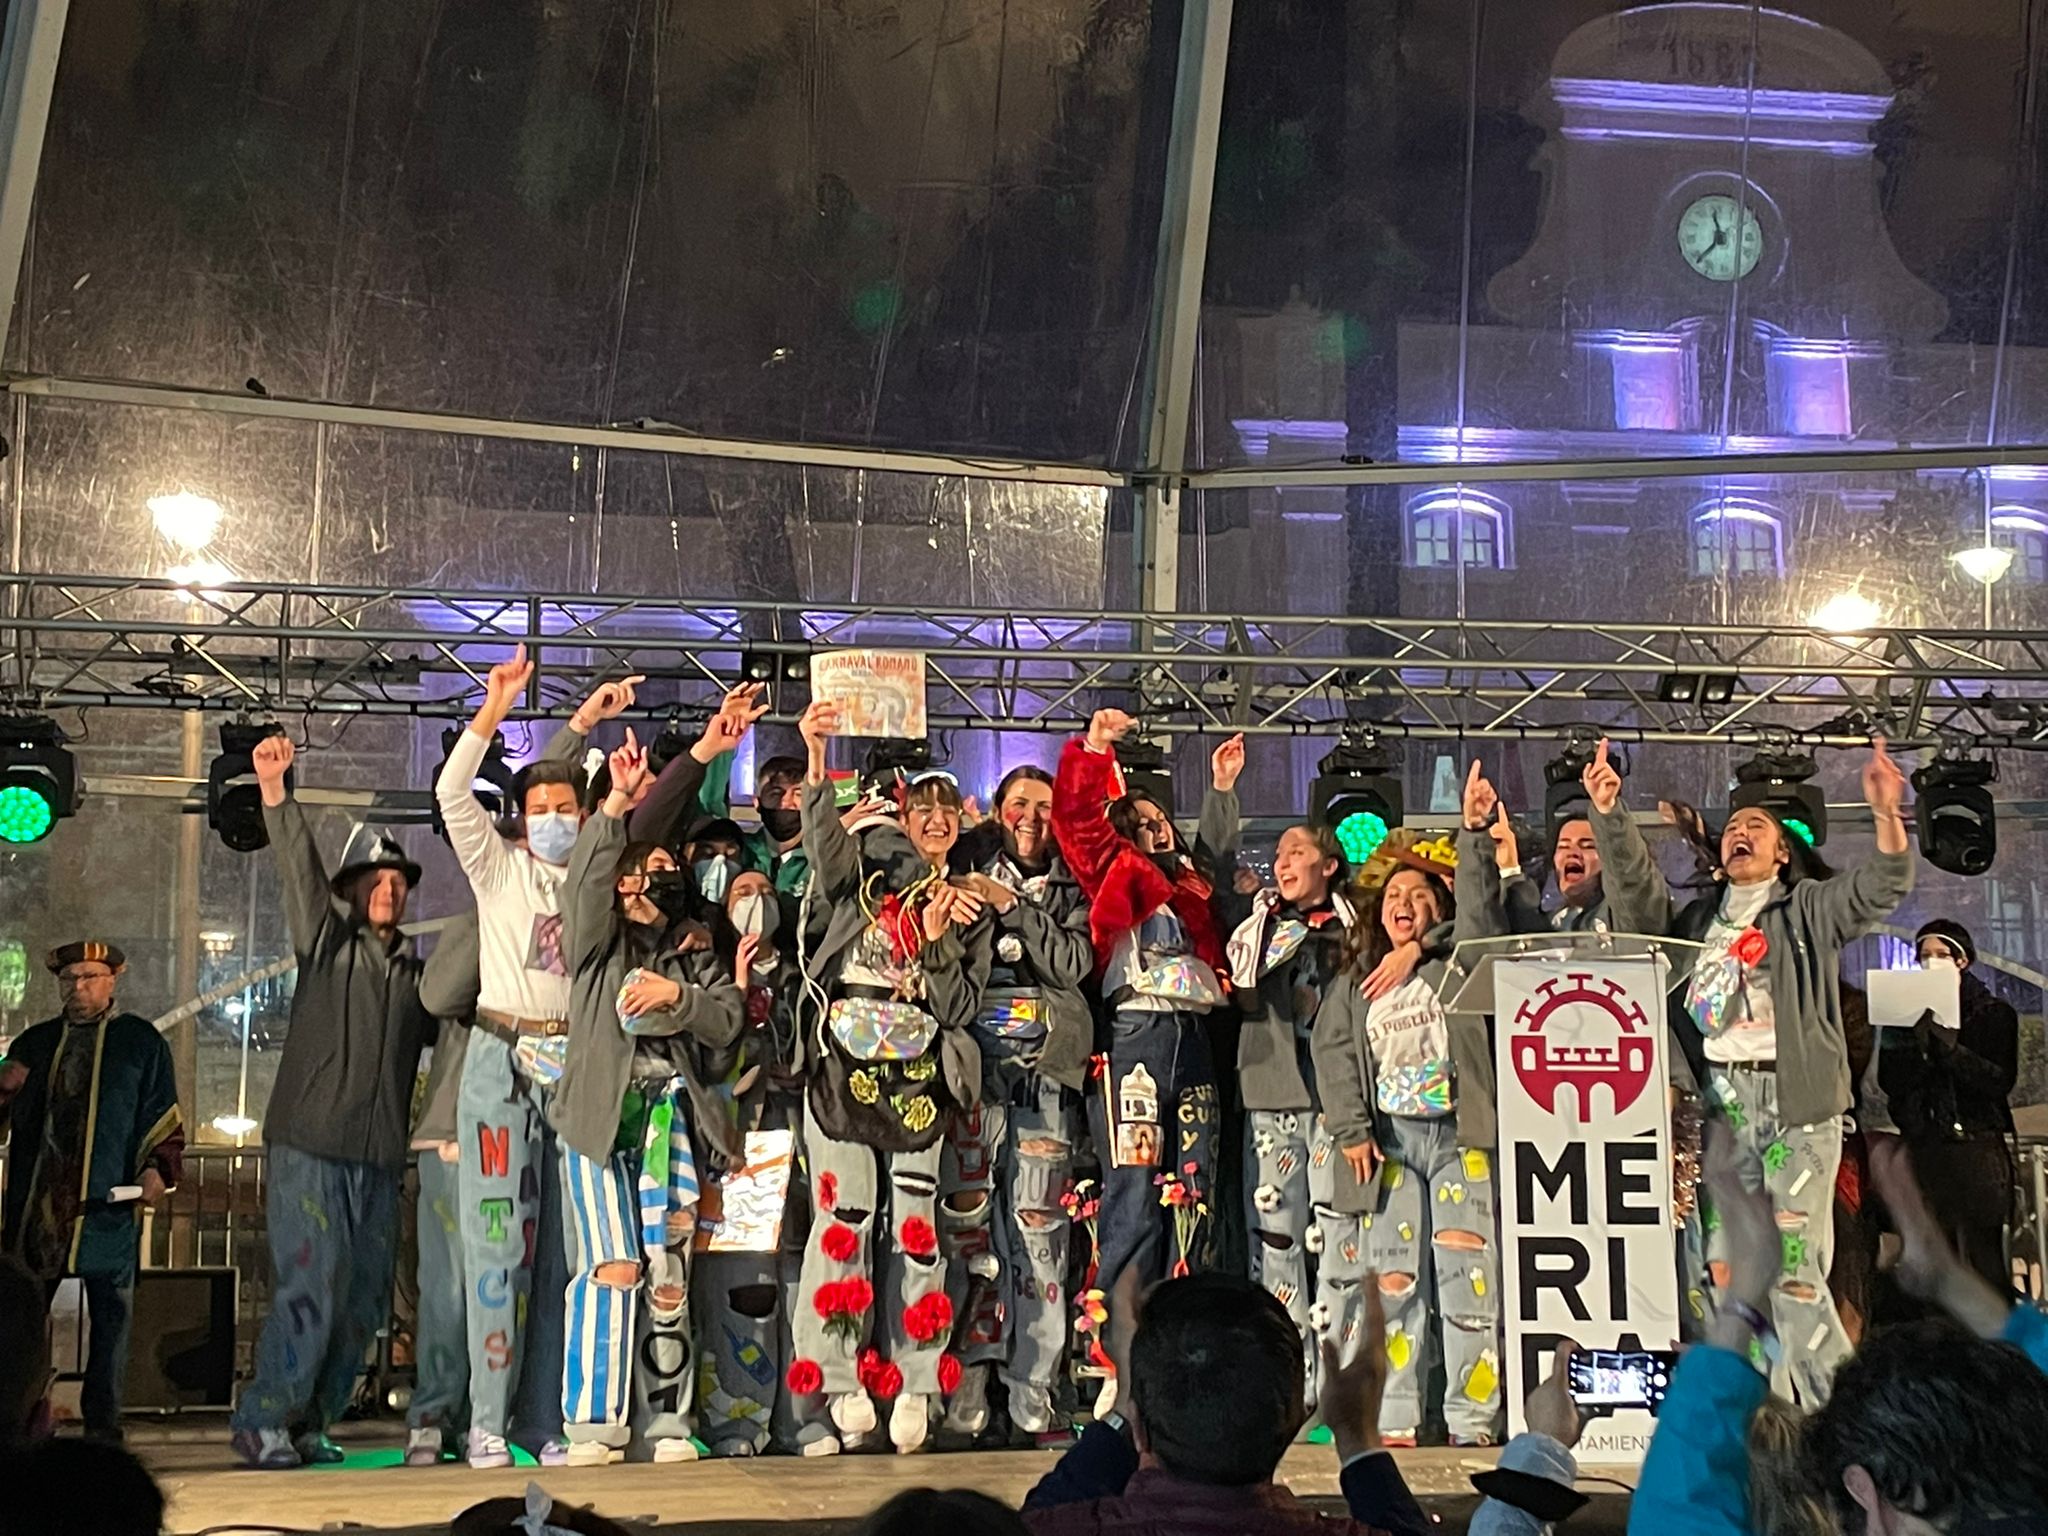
left=126, top=1422, right=1639, bottom=1535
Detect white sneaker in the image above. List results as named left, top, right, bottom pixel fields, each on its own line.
left=798, top=1432, right=842, bottom=1458
left=564, top=1440, right=624, bottom=1467
left=403, top=1426, right=443, bottom=1467
left=651, top=1437, right=700, bottom=1463
left=889, top=1391, right=932, bottom=1454
left=465, top=1430, right=513, bottom=1470
left=941, top=1363, right=991, bottom=1437
left=1092, top=1373, right=1118, bottom=1420
left=829, top=1389, right=877, bottom=1437
left=1007, top=1381, right=1055, bottom=1436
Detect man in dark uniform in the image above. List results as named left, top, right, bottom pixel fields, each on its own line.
left=0, top=941, right=182, bottom=1444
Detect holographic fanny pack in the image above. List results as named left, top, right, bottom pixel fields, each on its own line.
left=1126, top=954, right=1225, bottom=1008
left=828, top=995, right=938, bottom=1061
left=973, top=988, right=1047, bottom=1042
left=1376, top=1060, right=1453, bottom=1118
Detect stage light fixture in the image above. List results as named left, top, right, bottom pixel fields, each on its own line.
left=650, top=708, right=693, bottom=775
left=1808, top=591, right=1883, bottom=634
left=739, top=647, right=809, bottom=702
left=1311, top=733, right=1403, bottom=866
left=1542, top=736, right=1626, bottom=843
left=432, top=726, right=516, bottom=839
left=1113, top=735, right=1176, bottom=823
left=1913, top=755, right=1997, bottom=877
left=1656, top=673, right=1698, bottom=704
left=208, top=721, right=290, bottom=852
left=148, top=490, right=224, bottom=551
left=1731, top=747, right=1827, bottom=848
left=0, top=716, right=78, bottom=845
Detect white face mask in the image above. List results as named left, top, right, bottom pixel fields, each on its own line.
left=525, top=811, right=580, bottom=866
left=1920, top=953, right=1961, bottom=971
left=695, top=854, right=738, bottom=904
left=730, top=891, right=775, bottom=940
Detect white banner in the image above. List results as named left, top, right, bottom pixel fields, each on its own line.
left=1496, top=958, right=1678, bottom=1464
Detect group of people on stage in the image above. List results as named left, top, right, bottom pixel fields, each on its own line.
left=0, top=649, right=2024, bottom=1470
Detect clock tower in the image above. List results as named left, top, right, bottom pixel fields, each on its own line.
left=1487, top=3, right=1946, bottom=342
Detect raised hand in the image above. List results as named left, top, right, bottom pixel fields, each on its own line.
left=1524, top=1339, right=1584, bottom=1448
left=571, top=672, right=647, bottom=733
left=1862, top=737, right=1907, bottom=815
left=799, top=699, right=842, bottom=749
left=1086, top=708, right=1137, bottom=752
left=607, top=727, right=650, bottom=804
left=1490, top=813, right=1522, bottom=873
left=1581, top=738, right=1622, bottom=816
left=251, top=733, right=295, bottom=784
left=736, top=932, right=761, bottom=992
left=1319, top=1271, right=1390, bottom=1458
left=1867, top=1135, right=2011, bottom=1337
left=694, top=682, right=770, bottom=762
left=1461, top=759, right=1500, bottom=832
left=1211, top=732, right=1247, bottom=793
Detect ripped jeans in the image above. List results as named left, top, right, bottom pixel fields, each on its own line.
left=1703, top=1065, right=1850, bottom=1407
left=790, top=1101, right=949, bottom=1398
left=940, top=1050, right=1076, bottom=1396
left=1367, top=1114, right=1502, bottom=1442
left=1244, top=1109, right=1344, bottom=1410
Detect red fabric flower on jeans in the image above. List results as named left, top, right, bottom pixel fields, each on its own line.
left=936, top=1353, right=964, bottom=1395
left=817, top=1171, right=839, bottom=1212
left=902, top=1291, right=954, bottom=1344
left=899, top=1215, right=938, bottom=1258
left=786, top=1358, right=824, bottom=1395
left=820, top=1222, right=860, bottom=1263
left=857, top=1347, right=904, bottom=1400
left=812, top=1281, right=845, bottom=1320
left=837, top=1275, right=876, bottom=1316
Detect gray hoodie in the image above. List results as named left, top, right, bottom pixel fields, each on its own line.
left=798, top=779, right=992, bottom=1114
left=1589, top=802, right=1914, bottom=1126
left=547, top=809, right=744, bottom=1166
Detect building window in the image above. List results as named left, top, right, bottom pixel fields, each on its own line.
left=1690, top=497, right=1786, bottom=578
left=1983, top=876, right=2032, bottom=963
left=1992, top=509, right=2048, bottom=584
left=1407, top=489, right=1511, bottom=570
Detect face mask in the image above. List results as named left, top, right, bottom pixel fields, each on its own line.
left=694, top=854, right=738, bottom=903
left=526, top=812, right=580, bottom=866
left=643, top=868, right=694, bottom=921
left=761, top=807, right=802, bottom=843
left=1921, top=953, right=1960, bottom=971
left=730, top=891, right=777, bottom=940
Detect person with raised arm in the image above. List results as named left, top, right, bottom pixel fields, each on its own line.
left=1050, top=711, right=1234, bottom=1418
left=433, top=643, right=593, bottom=1468
left=1586, top=736, right=1914, bottom=1405
left=546, top=721, right=749, bottom=1465
left=785, top=701, right=993, bottom=1453
left=229, top=732, right=435, bottom=1469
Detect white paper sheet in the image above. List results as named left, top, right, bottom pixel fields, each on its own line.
left=1865, top=966, right=1961, bottom=1030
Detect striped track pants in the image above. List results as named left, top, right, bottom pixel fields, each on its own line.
left=559, top=1145, right=640, bottom=1442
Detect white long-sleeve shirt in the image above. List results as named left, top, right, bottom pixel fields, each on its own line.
left=435, top=728, right=573, bottom=1022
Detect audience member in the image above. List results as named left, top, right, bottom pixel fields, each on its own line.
left=0, top=1438, right=166, bottom=1536
left=862, top=1488, right=1031, bottom=1536
left=1024, top=1269, right=1427, bottom=1536
left=1627, top=1127, right=2048, bottom=1536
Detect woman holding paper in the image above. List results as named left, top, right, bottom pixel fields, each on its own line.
left=1585, top=737, right=1915, bottom=1406
left=786, top=700, right=992, bottom=1454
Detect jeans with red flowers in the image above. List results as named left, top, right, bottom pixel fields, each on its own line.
left=790, top=1101, right=952, bottom=1398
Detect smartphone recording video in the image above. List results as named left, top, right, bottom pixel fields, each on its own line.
left=1565, top=1348, right=1676, bottom=1416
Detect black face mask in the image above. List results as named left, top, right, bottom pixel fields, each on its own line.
left=642, top=868, right=695, bottom=921
left=761, top=807, right=802, bottom=843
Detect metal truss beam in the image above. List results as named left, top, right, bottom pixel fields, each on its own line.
left=5, top=376, right=1124, bottom=489
left=7, top=572, right=2048, bottom=750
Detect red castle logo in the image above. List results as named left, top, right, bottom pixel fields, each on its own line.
left=1510, top=972, right=1654, bottom=1120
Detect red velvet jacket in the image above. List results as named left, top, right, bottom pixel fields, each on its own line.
left=1051, top=737, right=1229, bottom=988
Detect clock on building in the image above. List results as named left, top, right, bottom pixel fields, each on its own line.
left=1676, top=193, right=1764, bottom=281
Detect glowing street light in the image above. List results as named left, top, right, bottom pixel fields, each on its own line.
left=148, top=491, right=224, bottom=551
left=1807, top=590, right=1884, bottom=634
left=1952, top=545, right=2015, bottom=585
